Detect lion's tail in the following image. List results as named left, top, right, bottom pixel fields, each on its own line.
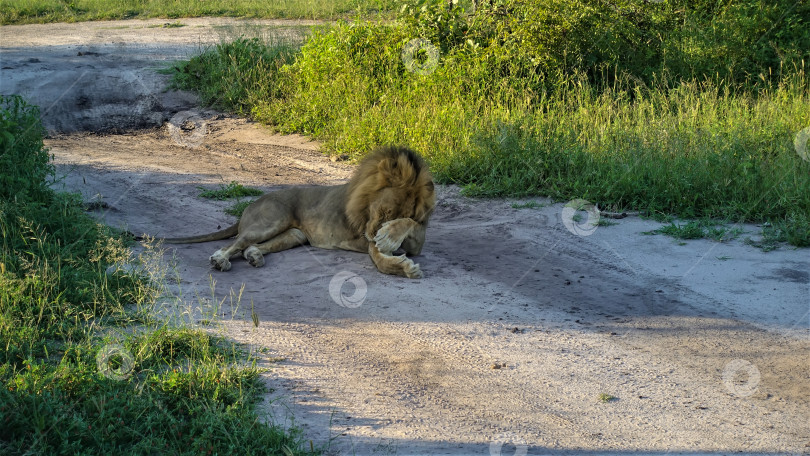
left=162, top=223, right=239, bottom=244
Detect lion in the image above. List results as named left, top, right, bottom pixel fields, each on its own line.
left=163, top=146, right=435, bottom=279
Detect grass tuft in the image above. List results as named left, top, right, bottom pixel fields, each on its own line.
left=644, top=220, right=744, bottom=243
left=196, top=181, right=262, bottom=218
left=225, top=200, right=255, bottom=217
left=511, top=201, right=545, bottom=210
left=198, top=181, right=263, bottom=200
left=598, top=393, right=617, bottom=403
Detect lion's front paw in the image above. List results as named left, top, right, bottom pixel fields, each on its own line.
left=373, top=220, right=405, bottom=254
left=210, top=250, right=232, bottom=272
left=403, top=259, right=423, bottom=279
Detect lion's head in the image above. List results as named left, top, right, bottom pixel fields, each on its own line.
left=345, top=146, right=435, bottom=242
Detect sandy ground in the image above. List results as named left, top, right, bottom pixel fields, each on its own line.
left=2, top=19, right=809, bottom=456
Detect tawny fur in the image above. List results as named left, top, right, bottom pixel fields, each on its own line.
left=163, top=146, right=435, bottom=278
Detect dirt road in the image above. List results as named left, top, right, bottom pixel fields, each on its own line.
left=2, top=19, right=808, bottom=455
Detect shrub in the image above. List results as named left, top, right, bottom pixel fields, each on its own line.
left=398, top=0, right=810, bottom=88
left=171, top=2, right=810, bottom=245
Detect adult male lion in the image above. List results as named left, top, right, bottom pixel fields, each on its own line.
left=163, top=146, right=435, bottom=278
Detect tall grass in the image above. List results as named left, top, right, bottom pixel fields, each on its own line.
left=0, top=0, right=396, bottom=24
left=171, top=18, right=810, bottom=246
left=0, top=95, right=315, bottom=455
left=169, top=38, right=298, bottom=117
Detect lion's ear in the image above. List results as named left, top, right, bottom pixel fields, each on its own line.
left=427, top=181, right=434, bottom=192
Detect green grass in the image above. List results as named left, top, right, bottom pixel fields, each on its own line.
left=0, top=0, right=397, bottom=24
left=196, top=181, right=262, bottom=218
left=0, top=95, right=315, bottom=455
left=744, top=223, right=793, bottom=252
left=225, top=200, right=256, bottom=217
left=511, top=201, right=545, bottom=210
left=169, top=10, right=810, bottom=247
left=647, top=221, right=743, bottom=242
left=158, top=20, right=186, bottom=28
left=595, top=219, right=618, bottom=227
left=598, top=393, right=617, bottom=403
left=197, top=181, right=263, bottom=200
left=169, top=38, right=299, bottom=117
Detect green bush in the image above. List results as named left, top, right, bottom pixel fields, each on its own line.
left=171, top=2, right=810, bottom=246
left=398, top=0, right=810, bottom=88
left=197, top=181, right=263, bottom=200
left=172, top=38, right=297, bottom=115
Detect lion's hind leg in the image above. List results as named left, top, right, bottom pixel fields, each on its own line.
left=254, top=228, right=308, bottom=254
left=240, top=228, right=308, bottom=268
left=210, top=205, right=295, bottom=271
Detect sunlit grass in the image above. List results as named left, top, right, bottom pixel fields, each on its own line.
left=0, top=0, right=397, bottom=24
left=0, top=95, right=316, bottom=455
left=197, top=181, right=263, bottom=200
left=225, top=200, right=256, bottom=217
left=170, top=25, right=810, bottom=247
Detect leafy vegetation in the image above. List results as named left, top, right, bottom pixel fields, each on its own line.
left=511, top=201, right=545, bottom=210
left=0, top=95, right=314, bottom=455
left=645, top=220, right=743, bottom=242
left=0, top=0, right=397, bottom=24
left=744, top=222, right=794, bottom=252
left=171, top=0, right=810, bottom=247
left=198, top=181, right=263, bottom=200
left=225, top=200, right=256, bottom=217
left=170, top=38, right=299, bottom=117
left=7, top=0, right=810, bottom=244
left=398, top=0, right=809, bottom=88
left=197, top=181, right=263, bottom=218
left=598, top=393, right=617, bottom=403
